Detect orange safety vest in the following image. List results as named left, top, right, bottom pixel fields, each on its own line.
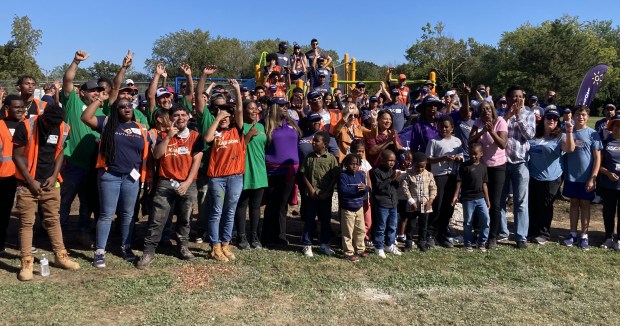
left=32, top=98, right=48, bottom=116
left=14, top=116, right=70, bottom=182
left=95, top=119, right=149, bottom=182
left=320, top=109, right=343, bottom=135
left=0, top=120, right=15, bottom=177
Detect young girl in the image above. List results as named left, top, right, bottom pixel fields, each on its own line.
left=425, top=115, right=463, bottom=248
left=401, top=152, right=437, bottom=252
left=350, top=140, right=373, bottom=245
left=396, top=151, right=414, bottom=246
left=338, top=154, right=370, bottom=261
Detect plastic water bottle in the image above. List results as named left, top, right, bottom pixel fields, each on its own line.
left=170, top=179, right=180, bottom=189
left=40, top=254, right=50, bottom=277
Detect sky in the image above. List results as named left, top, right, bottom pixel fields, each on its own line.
left=1, top=0, right=619, bottom=76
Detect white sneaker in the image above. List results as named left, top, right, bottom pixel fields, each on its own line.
left=614, top=241, right=620, bottom=252
left=386, top=244, right=402, bottom=256
left=375, top=248, right=386, bottom=258
left=302, top=246, right=313, bottom=257
left=319, top=243, right=335, bottom=256
left=601, top=238, right=614, bottom=249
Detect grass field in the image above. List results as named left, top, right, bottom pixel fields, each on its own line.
left=1, top=199, right=619, bottom=325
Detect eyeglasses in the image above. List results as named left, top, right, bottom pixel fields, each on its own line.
left=545, top=116, right=558, bottom=121
left=310, top=97, right=322, bottom=102
left=349, top=114, right=359, bottom=118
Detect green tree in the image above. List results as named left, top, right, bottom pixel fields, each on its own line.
left=0, top=16, right=43, bottom=81
left=87, top=60, right=122, bottom=80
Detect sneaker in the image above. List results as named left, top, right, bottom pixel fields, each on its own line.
left=319, top=243, right=335, bottom=256
left=93, top=250, right=106, bottom=268
left=251, top=240, right=262, bottom=249
left=357, top=251, right=369, bottom=258
left=344, top=255, right=358, bottom=262
left=478, top=243, right=487, bottom=253
left=565, top=234, right=579, bottom=247
left=179, top=246, right=196, bottom=261
left=302, top=246, right=314, bottom=257
left=614, top=240, right=620, bottom=251
left=31, top=246, right=38, bottom=254
left=516, top=241, right=528, bottom=250
left=601, top=238, right=614, bottom=249
left=396, top=235, right=406, bottom=243
left=426, top=236, right=436, bottom=248
left=237, top=235, right=250, bottom=250
left=136, top=253, right=156, bottom=269
left=403, top=240, right=413, bottom=252
left=375, top=248, right=386, bottom=258
left=418, top=241, right=429, bottom=252
left=437, top=237, right=454, bottom=248
left=194, top=237, right=204, bottom=244
left=487, top=238, right=498, bottom=250
left=579, top=238, right=590, bottom=251
left=497, top=235, right=509, bottom=243
left=464, top=245, right=473, bottom=252
left=364, top=240, right=374, bottom=248
left=121, top=246, right=136, bottom=261
left=533, top=236, right=547, bottom=245
left=386, top=244, right=402, bottom=256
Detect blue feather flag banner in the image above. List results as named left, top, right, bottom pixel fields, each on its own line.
left=575, top=64, right=609, bottom=107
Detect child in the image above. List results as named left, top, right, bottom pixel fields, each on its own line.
left=371, top=149, right=402, bottom=258
left=426, top=115, right=463, bottom=248
left=396, top=151, right=414, bottom=245
left=350, top=140, right=373, bottom=245
left=338, top=154, right=370, bottom=261
left=300, top=131, right=340, bottom=257
left=562, top=106, right=601, bottom=250
left=452, top=143, right=490, bottom=251
left=401, top=152, right=437, bottom=252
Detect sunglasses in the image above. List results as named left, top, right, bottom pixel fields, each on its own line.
left=349, top=114, right=359, bottom=118
left=117, top=103, right=133, bottom=109
left=545, top=115, right=559, bottom=121
left=310, top=97, right=322, bottom=102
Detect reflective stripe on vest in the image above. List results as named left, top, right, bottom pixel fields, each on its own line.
left=0, top=120, right=15, bottom=177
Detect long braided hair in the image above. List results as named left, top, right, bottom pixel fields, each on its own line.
left=100, top=99, right=126, bottom=166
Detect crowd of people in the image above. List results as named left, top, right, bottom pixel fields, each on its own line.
left=1, top=39, right=619, bottom=281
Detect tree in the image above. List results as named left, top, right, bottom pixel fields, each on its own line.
left=87, top=60, right=122, bottom=80
left=405, top=22, right=474, bottom=90
left=0, top=16, right=43, bottom=81
left=145, top=29, right=211, bottom=76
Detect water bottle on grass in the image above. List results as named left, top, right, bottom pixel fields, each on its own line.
left=40, top=254, right=50, bottom=277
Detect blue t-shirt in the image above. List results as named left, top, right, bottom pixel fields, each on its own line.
left=564, top=127, right=601, bottom=182
left=383, top=102, right=409, bottom=133
left=450, top=111, right=475, bottom=161
left=96, top=116, right=145, bottom=175
left=599, top=137, right=620, bottom=190
left=528, top=135, right=564, bottom=181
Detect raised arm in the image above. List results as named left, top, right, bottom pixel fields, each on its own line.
left=147, top=62, right=165, bottom=116
left=561, top=121, right=575, bottom=153
left=81, top=91, right=108, bottom=129
left=180, top=63, right=194, bottom=104
left=205, top=110, right=229, bottom=143
left=63, top=50, right=89, bottom=98
left=110, top=50, right=134, bottom=103
left=229, top=79, right=244, bottom=129
left=196, top=65, right=217, bottom=115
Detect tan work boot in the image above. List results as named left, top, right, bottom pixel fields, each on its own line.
left=210, top=243, right=229, bottom=262
left=221, top=242, right=236, bottom=260
left=54, top=250, right=80, bottom=270
left=18, top=256, right=34, bottom=281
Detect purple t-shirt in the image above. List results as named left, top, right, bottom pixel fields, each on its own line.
left=473, top=118, right=508, bottom=167
left=410, top=119, right=439, bottom=154
left=265, top=119, right=300, bottom=175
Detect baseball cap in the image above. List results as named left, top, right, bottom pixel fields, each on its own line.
left=530, top=95, right=538, bottom=101
left=369, top=96, right=379, bottom=103
left=279, top=41, right=288, bottom=49
left=419, top=96, right=443, bottom=108
left=391, top=88, right=400, bottom=95
left=271, top=97, right=288, bottom=106
left=424, top=80, right=435, bottom=86
left=445, top=90, right=455, bottom=97
left=398, top=74, right=407, bottom=80
left=544, top=108, right=560, bottom=118
left=308, top=113, right=322, bottom=122
left=307, top=91, right=322, bottom=100
left=241, top=87, right=249, bottom=92
left=125, top=79, right=134, bottom=85
left=268, top=85, right=277, bottom=92
left=605, top=103, right=616, bottom=110
left=498, top=97, right=507, bottom=103
left=156, top=87, right=173, bottom=98
left=80, top=80, right=105, bottom=91
left=356, top=82, right=366, bottom=88
left=563, top=107, right=572, bottom=114
left=317, top=57, right=325, bottom=62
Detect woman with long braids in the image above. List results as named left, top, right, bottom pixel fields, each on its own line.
left=82, top=93, right=148, bottom=268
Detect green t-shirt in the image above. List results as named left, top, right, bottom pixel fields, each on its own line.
left=197, top=106, right=215, bottom=171
left=180, top=96, right=194, bottom=113
left=102, top=101, right=150, bottom=128
left=243, top=122, right=268, bottom=190
left=61, top=90, right=104, bottom=169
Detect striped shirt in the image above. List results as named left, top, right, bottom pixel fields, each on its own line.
left=505, top=107, right=536, bottom=164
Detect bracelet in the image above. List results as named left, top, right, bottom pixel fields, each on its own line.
left=73, top=60, right=80, bottom=65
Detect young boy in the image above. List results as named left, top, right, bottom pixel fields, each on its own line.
left=338, top=154, right=370, bottom=261
left=396, top=150, right=414, bottom=245
left=300, top=131, right=340, bottom=257
left=401, top=152, right=437, bottom=252
left=371, top=149, right=402, bottom=258
left=452, top=142, right=491, bottom=251
left=562, top=105, right=602, bottom=250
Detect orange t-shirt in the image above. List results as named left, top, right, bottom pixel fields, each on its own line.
left=158, top=130, right=204, bottom=181
left=207, top=127, right=246, bottom=177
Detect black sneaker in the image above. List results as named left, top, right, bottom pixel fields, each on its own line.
left=403, top=240, right=413, bottom=252
left=437, top=237, right=454, bottom=248
left=251, top=240, right=262, bottom=249
left=237, top=236, right=251, bottom=250
left=419, top=242, right=429, bottom=252
left=516, top=241, right=528, bottom=249
left=122, top=246, right=137, bottom=261
left=179, top=246, right=196, bottom=261
left=136, top=253, right=155, bottom=269
left=426, top=236, right=436, bottom=248
left=487, top=238, right=497, bottom=250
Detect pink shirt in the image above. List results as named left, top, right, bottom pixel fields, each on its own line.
left=473, top=117, right=507, bottom=167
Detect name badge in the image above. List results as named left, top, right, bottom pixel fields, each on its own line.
left=47, top=135, right=59, bottom=144
left=575, top=140, right=585, bottom=148
left=129, top=168, right=141, bottom=182
left=177, top=146, right=189, bottom=155
left=615, top=163, right=620, bottom=171
left=9, top=128, right=15, bottom=136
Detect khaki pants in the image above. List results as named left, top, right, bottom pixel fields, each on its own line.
left=341, top=207, right=366, bottom=256
left=16, top=184, right=65, bottom=257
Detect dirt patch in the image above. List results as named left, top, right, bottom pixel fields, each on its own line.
left=176, top=263, right=235, bottom=293
left=359, top=287, right=395, bottom=302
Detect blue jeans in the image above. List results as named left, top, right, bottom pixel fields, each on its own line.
left=60, top=162, right=96, bottom=233
left=301, top=196, right=332, bottom=246
left=500, top=162, right=530, bottom=242
left=207, top=174, right=243, bottom=245
left=462, top=198, right=490, bottom=246
left=96, top=170, right=140, bottom=250
left=373, top=205, right=398, bottom=250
